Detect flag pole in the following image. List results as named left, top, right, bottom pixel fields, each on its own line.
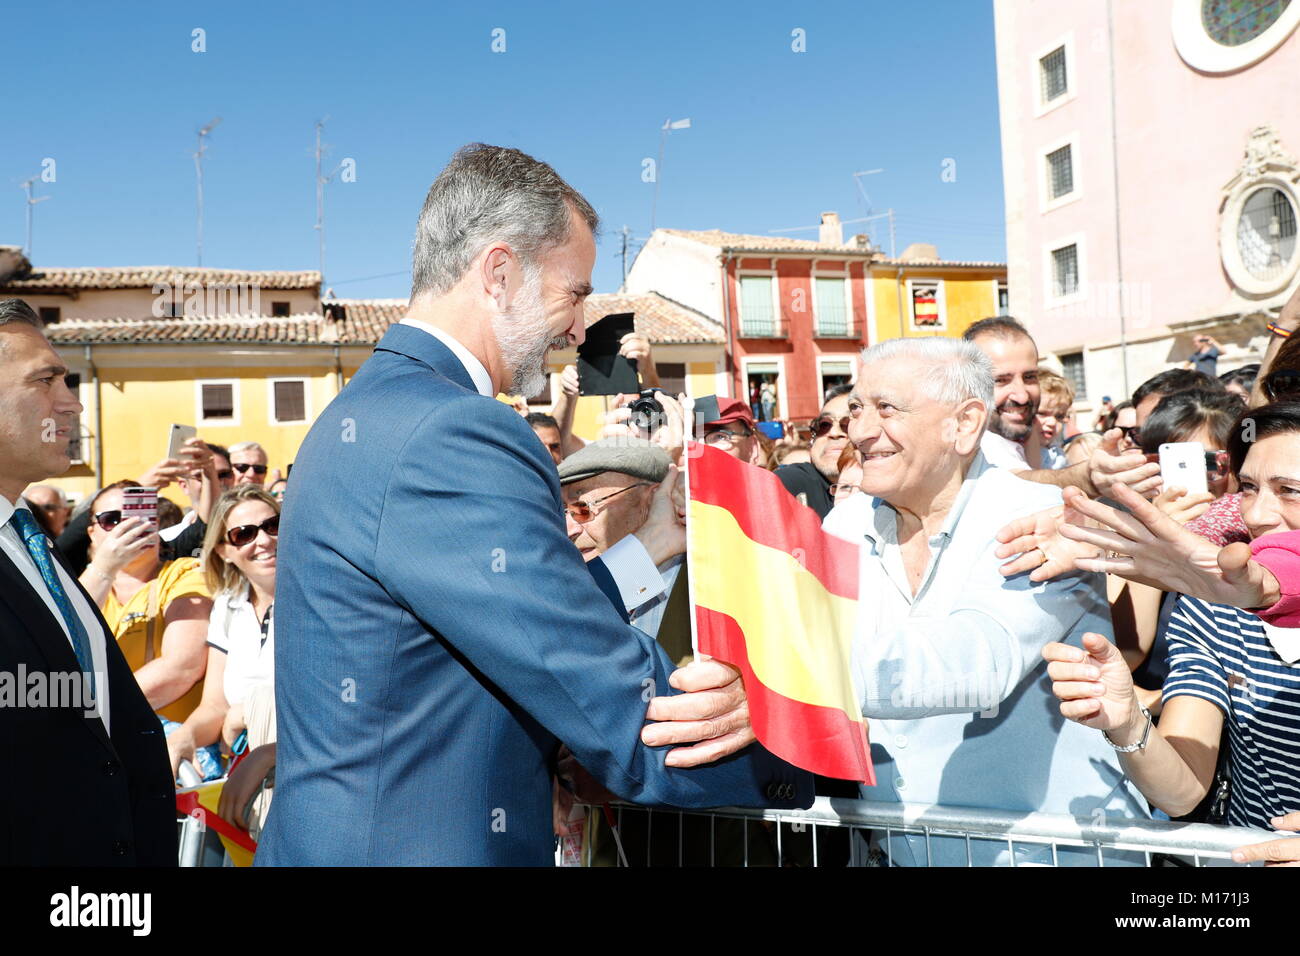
left=684, top=442, right=701, bottom=662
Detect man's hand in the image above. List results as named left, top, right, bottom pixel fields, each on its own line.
left=1087, top=428, right=1162, bottom=499
left=559, top=364, right=579, bottom=397
left=994, top=497, right=1099, bottom=582
left=1060, top=482, right=1281, bottom=608
left=601, top=391, right=688, bottom=464
left=640, top=659, right=755, bottom=767
left=619, top=332, right=657, bottom=386
left=632, top=464, right=685, bottom=565
left=1232, top=811, right=1300, bottom=866
left=217, top=743, right=275, bottom=831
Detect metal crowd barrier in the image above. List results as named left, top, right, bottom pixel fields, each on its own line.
left=568, top=797, right=1282, bottom=867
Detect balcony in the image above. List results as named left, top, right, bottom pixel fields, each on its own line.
left=737, top=317, right=789, bottom=339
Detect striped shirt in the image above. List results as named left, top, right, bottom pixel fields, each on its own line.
left=1163, top=596, right=1300, bottom=828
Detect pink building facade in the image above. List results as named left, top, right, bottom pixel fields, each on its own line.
left=995, top=0, right=1300, bottom=413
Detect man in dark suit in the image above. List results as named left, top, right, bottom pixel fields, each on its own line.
left=0, top=298, right=176, bottom=865
left=258, top=145, right=810, bottom=866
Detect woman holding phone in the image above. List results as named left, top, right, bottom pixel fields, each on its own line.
left=166, top=485, right=280, bottom=834
left=80, top=479, right=216, bottom=774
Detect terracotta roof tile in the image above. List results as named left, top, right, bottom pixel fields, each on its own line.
left=659, top=228, right=1005, bottom=268
left=1, top=266, right=321, bottom=293
left=44, top=292, right=723, bottom=346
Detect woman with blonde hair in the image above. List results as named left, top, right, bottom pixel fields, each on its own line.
left=167, top=485, right=280, bottom=835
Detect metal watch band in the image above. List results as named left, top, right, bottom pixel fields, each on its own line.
left=1104, top=704, right=1153, bottom=753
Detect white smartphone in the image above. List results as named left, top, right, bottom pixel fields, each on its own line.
left=1158, top=441, right=1208, bottom=495
left=167, top=423, right=197, bottom=460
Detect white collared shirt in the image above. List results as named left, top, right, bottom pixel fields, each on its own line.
left=400, top=318, right=495, bottom=398
left=206, top=585, right=276, bottom=706
left=978, top=429, right=1031, bottom=473
left=0, top=496, right=111, bottom=730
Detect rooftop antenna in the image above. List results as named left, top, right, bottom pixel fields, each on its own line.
left=314, top=117, right=345, bottom=286
left=650, top=117, right=690, bottom=232
left=19, top=175, right=51, bottom=259
left=194, top=117, right=222, bottom=266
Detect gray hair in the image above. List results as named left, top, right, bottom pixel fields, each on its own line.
left=858, top=337, right=994, bottom=408
left=411, top=144, right=600, bottom=299
left=229, top=441, right=265, bottom=456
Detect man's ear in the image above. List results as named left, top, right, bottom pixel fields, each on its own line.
left=478, top=243, right=514, bottom=305
left=951, top=398, right=987, bottom=456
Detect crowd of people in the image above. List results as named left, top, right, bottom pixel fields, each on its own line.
left=4, top=141, right=1298, bottom=867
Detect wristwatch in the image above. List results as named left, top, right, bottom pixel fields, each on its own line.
left=1104, top=703, right=1153, bottom=753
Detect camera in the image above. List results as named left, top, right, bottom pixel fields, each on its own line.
left=625, top=388, right=666, bottom=432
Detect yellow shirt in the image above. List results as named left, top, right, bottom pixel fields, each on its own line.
left=103, top=558, right=211, bottom=723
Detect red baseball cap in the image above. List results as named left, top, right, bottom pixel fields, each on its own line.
left=703, top=397, right=756, bottom=430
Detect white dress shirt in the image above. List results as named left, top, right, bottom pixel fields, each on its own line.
left=978, top=429, right=1031, bottom=473
left=629, top=554, right=685, bottom=638
left=0, top=495, right=111, bottom=730
left=399, top=320, right=667, bottom=614
left=400, top=317, right=496, bottom=398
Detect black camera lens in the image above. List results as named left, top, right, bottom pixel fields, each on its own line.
left=626, top=389, right=665, bottom=432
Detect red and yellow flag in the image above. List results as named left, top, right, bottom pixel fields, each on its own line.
left=686, top=443, right=874, bottom=784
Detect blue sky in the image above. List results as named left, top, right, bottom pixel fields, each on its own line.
left=3, top=0, right=1006, bottom=301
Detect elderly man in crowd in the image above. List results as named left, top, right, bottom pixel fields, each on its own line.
left=776, top=385, right=852, bottom=519
left=824, top=336, right=1150, bottom=865
left=23, top=484, right=70, bottom=537
left=560, top=438, right=689, bottom=661
left=963, top=317, right=1161, bottom=498
left=229, top=441, right=270, bottom=486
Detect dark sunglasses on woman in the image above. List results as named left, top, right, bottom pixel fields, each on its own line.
left=226, top=514, right=280, bottom=548
left=1265, top=369, right=1300, bottom=402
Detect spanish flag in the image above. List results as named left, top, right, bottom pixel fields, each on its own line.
left=687, top=443, right=874, bottom=784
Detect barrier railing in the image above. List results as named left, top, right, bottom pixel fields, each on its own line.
left=567, top=797, right=1285, bottom=867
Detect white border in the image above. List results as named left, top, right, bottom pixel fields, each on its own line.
left=1032, top=33, right=1076, bottom=118
left=905, top=277, right=947, bottom=332
left=195, top=378, right=241, bottom=427
left=739, top=354, right=789, bottom=420
left=994, top=278, right=1010, bottom=315
left=267, top=376, right=312, bottom=425
left=1172, top=0, right=1300, bottom=74
left=1220, top=179, right=1300, bottom=296
left=1044, top=234, right=1087, bottom=307
left=1037, top=132, right=1082, bottom=213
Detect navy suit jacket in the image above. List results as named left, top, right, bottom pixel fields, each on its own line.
left=257, top=325, right=810, bottom=866
left=0, top=541, right=177, bottom=865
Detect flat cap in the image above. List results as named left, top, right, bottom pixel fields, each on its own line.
left=557, top=437, right=671, bottom=485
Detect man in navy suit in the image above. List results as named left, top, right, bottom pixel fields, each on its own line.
left=257, top=145, right=809, bottom=865
left=0, top=299, right=176, bottom=865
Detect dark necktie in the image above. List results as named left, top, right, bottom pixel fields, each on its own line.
left=9, top=508, right=97, bottom=699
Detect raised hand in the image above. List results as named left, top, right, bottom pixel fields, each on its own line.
left=1060, top=482, right=1280, bottom=608
left=640, top=659, right=756, bottom=767
left=1087, top=428, right=1162, bottom=499
left=632, top=464, right=685, bottom=565
left=995, top=496, right=1099, bottom=582
left=1153, top=485, right=1214, bottom=525
left=1042, top=632, right=1141, bottom=733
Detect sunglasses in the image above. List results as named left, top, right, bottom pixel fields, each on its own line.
left=703, top=427, right=753, bottom=446
left=233, top=463, right=268, bottom=476
left=564, top=482, right=652, bottom=523
left=216, top=469, right=234, bottom=482
left=1119, top=425, right=1141, bottom=444
left=94, top=510, right=125, bottom=531
left=225, top=514, right=280, bottom=548
left=1265, top=369, right=1300, bottom=401
left=811, top=415, right=852, bottom=438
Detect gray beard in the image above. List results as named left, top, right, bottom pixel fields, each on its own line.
left=491, top=273, right=566, bottom=398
